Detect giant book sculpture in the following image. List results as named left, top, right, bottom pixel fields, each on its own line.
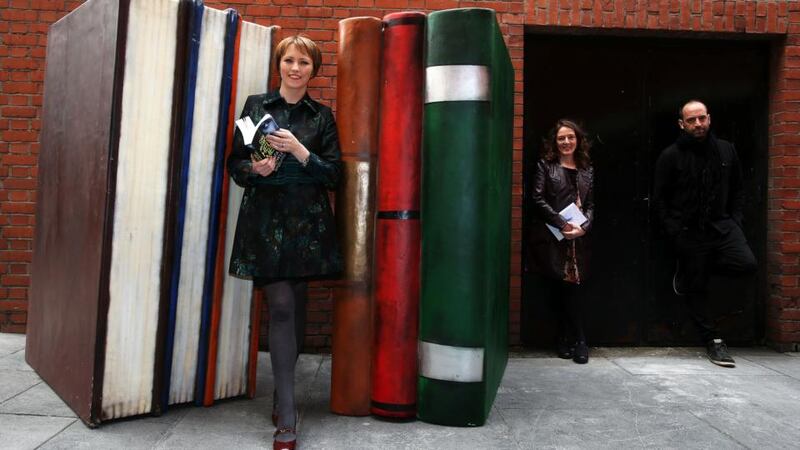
left=27, top=0, right=190, bottom=426
left=202, top=18, right=277, bottom=406
left=371, top=11, right=426, bottom=419
left=164, top=1, right=239, bottom=410
left=331, top=16, right=383, bottom=416
left=418, top=8, right=514, bottom=427
left=27, top=0, right=276, bottom=425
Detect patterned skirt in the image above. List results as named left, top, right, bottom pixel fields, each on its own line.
left=229, top=183, right=343, bottom=282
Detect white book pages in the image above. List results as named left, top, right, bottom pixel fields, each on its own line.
left=104, top=0, right=180, bottom=420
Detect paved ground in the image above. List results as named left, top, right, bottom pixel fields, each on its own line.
left=1, top=332, right=799, bottom=449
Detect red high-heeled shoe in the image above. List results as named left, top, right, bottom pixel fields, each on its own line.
left=273, top=427, right=296, bottom=450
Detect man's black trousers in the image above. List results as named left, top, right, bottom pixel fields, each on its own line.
left=673, top=221, right=757, bottom=342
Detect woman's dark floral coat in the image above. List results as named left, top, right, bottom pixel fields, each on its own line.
left=227, top=91, right=343, bottom=282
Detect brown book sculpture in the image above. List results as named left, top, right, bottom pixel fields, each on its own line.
left=26, top=0, right=189, bottom=426
left=330, top=16, right=383, bottom=416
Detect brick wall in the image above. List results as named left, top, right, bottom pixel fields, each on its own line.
left=0, top=0, right=82, bottom=333
left=1, top=0, right=798, bottom=352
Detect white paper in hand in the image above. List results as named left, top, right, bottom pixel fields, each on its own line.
left=546, top=202, right=588, bottom=241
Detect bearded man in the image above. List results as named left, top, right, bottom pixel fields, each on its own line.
left=653, top=99, right=757, bottom=367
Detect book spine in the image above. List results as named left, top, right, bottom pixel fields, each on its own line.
left=331, top=16, right=383, bottom=417
left=371, top=10, right=425, bottom=419
left=418, top=7, right=513, bottom=427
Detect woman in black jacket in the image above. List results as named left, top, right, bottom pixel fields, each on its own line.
left=228, top=35, right=342, bottom=450
left=530, top=119, right=594, bottom=364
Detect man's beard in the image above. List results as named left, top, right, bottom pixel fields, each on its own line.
left=689, top=126, right=709, bottom=139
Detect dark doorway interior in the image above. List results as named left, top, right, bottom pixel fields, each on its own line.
left=521, top=33, right=770, bottom=347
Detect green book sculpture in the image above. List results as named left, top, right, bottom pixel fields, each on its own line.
left=418, top=7, right=514, bottom=427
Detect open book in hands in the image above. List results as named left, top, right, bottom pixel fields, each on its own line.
left=235, top=113, right=285, bottom=167
left=546, top=202, right=588, bottom=241
left=235, top=113, right=279, bottom=146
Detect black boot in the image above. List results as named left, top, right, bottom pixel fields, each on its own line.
left=556, top=337, right=574, bottom=359
left=573, top=341, right=589, bottom=364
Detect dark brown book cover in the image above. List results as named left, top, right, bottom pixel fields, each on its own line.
left=26, top=0, right=189, bottom=426
left=26, top=0, right=122, bottom=426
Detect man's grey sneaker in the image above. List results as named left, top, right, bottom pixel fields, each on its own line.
left=707, top=339, right=735, bottom=367
left=672, top=260, right=686, bottom=296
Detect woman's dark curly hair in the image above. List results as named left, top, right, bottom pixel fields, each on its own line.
left=541, top=119, right=592, bottom=169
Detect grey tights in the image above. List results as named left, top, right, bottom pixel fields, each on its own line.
left=264, top=280, right=307, bottom=436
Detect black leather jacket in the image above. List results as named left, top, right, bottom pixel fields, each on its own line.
left=531, top=159, right=595, bottom=232
left=528, top=158, right=595, bottom=281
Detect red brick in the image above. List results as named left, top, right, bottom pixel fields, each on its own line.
left=0, top=324, right=26, bottom=333
left=10, top=211, right=34, bottom=227
left=9, top=240, right=31, bottom=250
left=1, top=203, right=35, bottom=214
left=7, top=191, right=29, bottom=202
left=2, top=82, right=40, bottom=95
left=781, top=242, right=800, bottom=254
left=30, top=0, right=65, bottom=9
left=2, top=154, right=37, bottom=165
left=1, top=106, right=37, bottom=118
left=7, top=288, right=30, bottom=300
left=9, top=311, right=27, bottom=324
left=2, top=226, right=33, bottom=239
left=2, top=178, right=37, bottom=190
left=1, top=275, right=29, bottom=286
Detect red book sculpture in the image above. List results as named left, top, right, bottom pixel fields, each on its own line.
left=370, top=11, right=426, bottom=419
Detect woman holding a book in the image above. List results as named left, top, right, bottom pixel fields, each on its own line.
left=530, top=118, right=595, bottom=364
left=227, top=35, right=342, bottom=450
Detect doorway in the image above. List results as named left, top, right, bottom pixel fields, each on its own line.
left=521, top=32, right=770, bottom=346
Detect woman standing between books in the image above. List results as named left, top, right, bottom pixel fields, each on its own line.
left=529, top=118, right=595, bottom=364
left=227, top=35, right=342, bottom=450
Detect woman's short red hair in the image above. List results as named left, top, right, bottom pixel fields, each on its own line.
left=274, top=35, right=322, bottom=78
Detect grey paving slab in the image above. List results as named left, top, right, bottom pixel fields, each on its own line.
left=496, top=358, right=667, bottom=410
left=0, top=333, right=25, bottom=357
left=40, top=408, right=191, bottom=450
left=0, top=413, right=75, bottom=450
left=156, top=429, right=271, bottom=449
left=608, top=353, right=774, bottom=376
left=500, top=406, right=744, bottom=450
left=738, top=355, right=800, bottom=380
left=691, top=405, right=800, bottom=450
left=300, top=359, right=517, bottom=449
left=650, top=371, right=800, bottom=411
left=592, top=346, right=704, bottom=358
left=0, top=381, right=77, bottom=418
left=0, top=369, right=40, bottom=403
left=155, top=400, right=271, bottom=449
left=166, top=395, right=274, bottom=433
left=158, top=355, right=319, bottom=449
left=640, top=373, right=800, bottom=449
left=300, top=409, right=518, bottom=450
left=0, top=348, right=35, bottom=371
left=724, top=347, right=789, bottom=358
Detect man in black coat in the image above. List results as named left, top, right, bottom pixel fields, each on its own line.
left=653, top=99, right=757, bottom=367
